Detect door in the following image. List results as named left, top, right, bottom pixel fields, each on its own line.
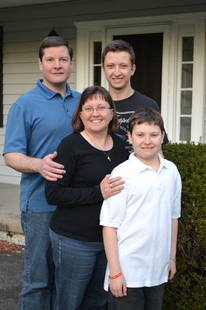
left=114, top=33, right=163, bottom=110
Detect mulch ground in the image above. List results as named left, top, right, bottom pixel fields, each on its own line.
left=0, top=240, right=24, bottom=256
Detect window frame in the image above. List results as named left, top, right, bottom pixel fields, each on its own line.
left=0, top=26, right=3, bottom=128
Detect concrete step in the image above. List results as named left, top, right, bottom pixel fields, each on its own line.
left=0, top=183, right=24, bottom=245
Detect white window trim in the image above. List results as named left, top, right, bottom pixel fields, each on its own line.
left=192, top=19, right=205, bottom=143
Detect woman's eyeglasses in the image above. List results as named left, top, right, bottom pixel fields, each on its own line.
left=82, top=106, right=111, bottom=113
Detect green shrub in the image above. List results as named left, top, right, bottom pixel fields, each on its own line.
left=162, top=142, right=206, bottom=310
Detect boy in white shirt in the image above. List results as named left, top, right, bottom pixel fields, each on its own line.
left=100, top=108, right=182, bottom=310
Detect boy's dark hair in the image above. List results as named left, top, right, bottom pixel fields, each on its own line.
left=39, top=36, right=73, bottom=61
left=72, top=86, right=118, bottom=133
left=102, top=39, right=135, bottom=66
left=128, top=108, right=165, bottom=133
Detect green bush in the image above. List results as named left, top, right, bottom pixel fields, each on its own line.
left=162, top=142, right=206, bottom=310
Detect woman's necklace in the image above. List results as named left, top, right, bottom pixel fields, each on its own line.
left=83, top=131, right=112, bottom=162
left=103, top=151, right=111, bottom=161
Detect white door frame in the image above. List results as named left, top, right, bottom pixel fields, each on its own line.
left=75, top=13, right=206, bottom=143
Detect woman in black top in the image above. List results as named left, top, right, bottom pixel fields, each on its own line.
left=45, top=86, right=128, bottom=310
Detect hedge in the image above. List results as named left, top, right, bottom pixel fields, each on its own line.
left=162, top=142, right=206, bottom=310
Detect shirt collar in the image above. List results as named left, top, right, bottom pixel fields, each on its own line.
left=158, top=153, right=169, bottom=171
left=37, top=79, right=73, bottom=99
left=129, top=152, right=168, bottom=173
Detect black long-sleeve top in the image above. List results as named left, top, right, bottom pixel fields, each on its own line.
left=45, top=132, right=129, bottom=242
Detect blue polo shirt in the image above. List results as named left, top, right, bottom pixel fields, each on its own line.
left=3, top=79, right=81, bottom=212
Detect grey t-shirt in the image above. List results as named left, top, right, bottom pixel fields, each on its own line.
left=114, top=90, right=169, bottom=152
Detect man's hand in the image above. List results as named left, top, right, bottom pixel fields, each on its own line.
left=4, top=151, right=66, bottom=181
left=38, top=151, right=66, bottom=181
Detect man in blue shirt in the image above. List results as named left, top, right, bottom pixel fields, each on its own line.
left=3, top=36, right=81, bottom=310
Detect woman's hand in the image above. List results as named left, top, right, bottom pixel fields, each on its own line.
left=100, top=174, right=125, bottom=199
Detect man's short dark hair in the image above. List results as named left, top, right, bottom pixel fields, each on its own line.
left=102, top=39, right=135, bottom=66
left=39, top=36, right=73, bottom=61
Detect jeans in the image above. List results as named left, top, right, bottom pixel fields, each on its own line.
left=108, top=284, right=165, bottom=310
left=18, top=208, right=55, bottom=310
left=50, top=229, right=108, bottom=310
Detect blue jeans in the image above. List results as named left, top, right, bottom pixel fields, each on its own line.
left=50, top=229, right=108, bottom=310
left=19, top=208, right=55, bottom=310
left=108, top=284, right=165, bottom=310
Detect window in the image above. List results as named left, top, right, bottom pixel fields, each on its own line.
left=93, top=41, right=102, bottom=85
left=180, top=37, right=194, bottom=141
left=0, top=26, right=2, bottom=127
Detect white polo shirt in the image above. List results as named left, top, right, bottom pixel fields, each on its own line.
left=100, top=153, right=181, bottom=290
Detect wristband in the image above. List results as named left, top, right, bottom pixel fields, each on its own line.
left=109, top=272, right=122, bottom=279
left=170, top=258, right=176, bottom=262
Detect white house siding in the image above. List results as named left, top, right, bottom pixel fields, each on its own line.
left=0, top=0, right=206, bottom=184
